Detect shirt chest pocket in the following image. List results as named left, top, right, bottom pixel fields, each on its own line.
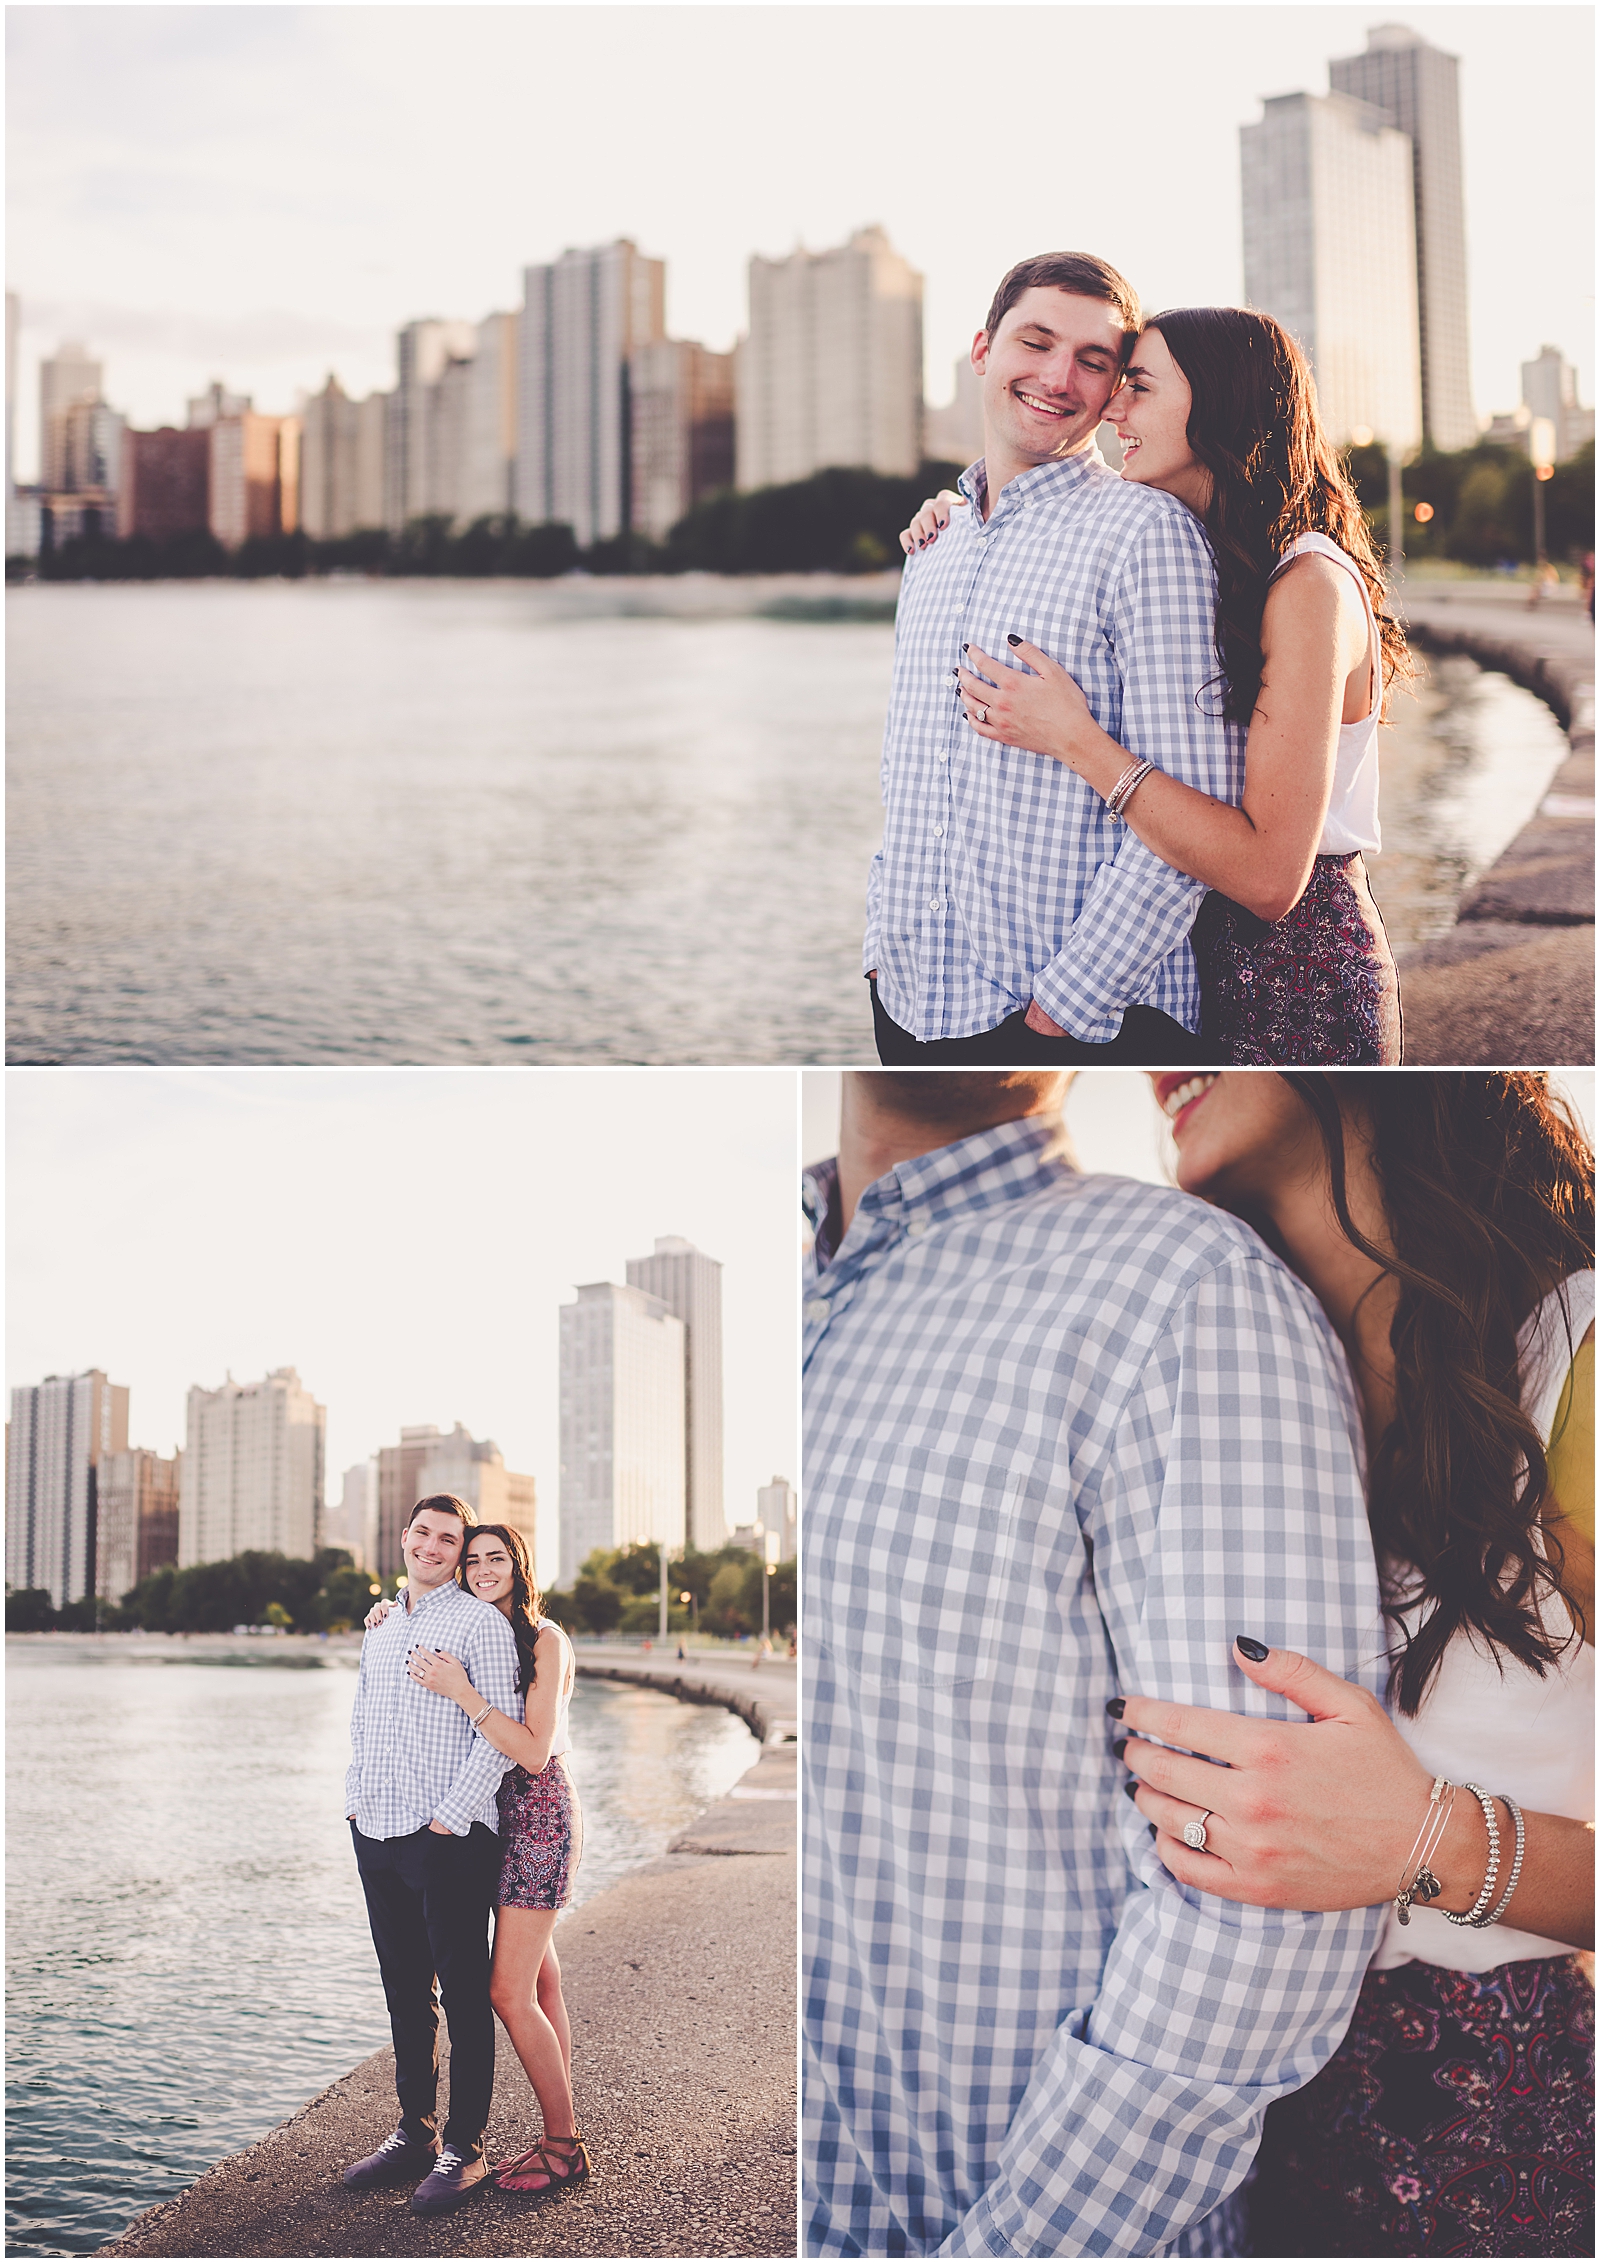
left=834, top=1465, right=1024, bottom=1691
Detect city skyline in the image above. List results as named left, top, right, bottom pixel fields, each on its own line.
left=6, top=7, right=1592, bottom=483
left=4, top=1069, right=798, bottom=1590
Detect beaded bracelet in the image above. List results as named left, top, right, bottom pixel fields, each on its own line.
left=1480, top=1795, right=1526, bottom=1928
left=468, top=1700, right=493, bottom=1729
left=1106, top=758, right=1156, bottom=821
left=1440, top=1782, right=1501, bottom=1926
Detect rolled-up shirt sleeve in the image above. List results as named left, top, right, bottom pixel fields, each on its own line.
left=429, top=1610, right=522, bottom=1837
left=934, top=1251, right=1386, bottom=2258
left=1030, top=509, right=1241, bottom=1041
left=343, top=1641, right=368, bottom=1817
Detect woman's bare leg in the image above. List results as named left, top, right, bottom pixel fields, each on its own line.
left=536, top=1939, right=573, bottom=2090
left=490, top=1906, right=577, bottom=2184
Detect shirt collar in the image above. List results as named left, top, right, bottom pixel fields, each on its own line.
left=807, top=1113, right=1077, bottom=1274
left=402, top=1577, right=462, bottom=1618
left=957, top=449, right=1103, bottom=526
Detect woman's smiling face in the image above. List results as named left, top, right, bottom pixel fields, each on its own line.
left=1107, top=325, right=1205, bottom=505
left=1150, top=1072, right=1324, bottom=1208
left=462, top=1533, right=514, bottom=1606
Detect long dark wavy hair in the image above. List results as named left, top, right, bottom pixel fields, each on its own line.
left=1278, top=1073, right=1592, bottom=1715
left=1146, top=307, right=1412, bottom=728
left=459, top=1522, right=546, bottom=1693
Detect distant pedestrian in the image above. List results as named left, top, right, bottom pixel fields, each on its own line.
left=342, top=1496, right=520, bottom=2216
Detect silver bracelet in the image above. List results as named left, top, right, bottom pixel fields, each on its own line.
left=1105, top=758, right=1156, bottom=820
left=1441, top=1782, right=1501, bottom=1925
left=468, top=1700, right=493, bottom=1729
left=1394, top=1776, right=1455, bottom=1925
left=1480, top=1795, right=1526, bottom=1927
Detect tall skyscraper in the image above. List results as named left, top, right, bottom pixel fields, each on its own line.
left=516, top=240, right=667, bottom=545
left=39, top=341, right=104, bottom=484
left=325, top=1456, right=375, bottom=1568
left=1240, top=90, right=1422, bottom=450
left=757, top=1475, right=797, bottom=1564
left=462, top=311, right=518, bottom=521
left=625, top=1235, right=724, bottom=1549
left=208, top=412, right=298, bottom=547
left=179, top=1368, right=325, bottom=1566
left=6, top=1370, right=129, bottom=1607
left=559, top=1281, right=685, bottom=1582
left=387, top=318, right=477, bottom=530
left=737, top=225, right=924, bottom=492
left=416, top=1424, right=538, bottom=1572
left=96, top=1447, right=180, bottom=1604
left=1329, top=24, right=1476, bottom=451
left=629, top=340, right=735, bottom=541
left=1520, top=345, right=1594, bottom=463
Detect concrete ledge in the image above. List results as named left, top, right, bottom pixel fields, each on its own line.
left=574, top=1648, right=797, bottom=1748
left=1398, top=596, right=1593, bottom=1064
left=96, top=1747, right=795, bottom=2258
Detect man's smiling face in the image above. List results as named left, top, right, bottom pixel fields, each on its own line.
left=975, top=286, right=1128, bottom=478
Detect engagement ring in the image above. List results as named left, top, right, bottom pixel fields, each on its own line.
left=1183, top=1811, right=1213, bottom=1851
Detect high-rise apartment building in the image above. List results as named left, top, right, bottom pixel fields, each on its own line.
left=96, top=1448, right=181, bottom=1604
left=208, top=412, right=299, bottom=547
left=629, top=340, right=735, bottom=541
left=388, top=319, right=477, bottom=531
left=463, top=312, right=519, bottom=522
left=416, top=1423, right=538, bottom=1569
left=1520, top=346, right=1594, bottom=463
left=737, top=226, right=924, bottom=492
left=1329, top=24, right=1475, bottom=451
left=179, top=1368, right=326, bottom=1566
left=1241, top=90, right=1422, bottom=450
left=757, top=1475, right=797, bottom=1563
left=186, top=382, right=251, bottom=429
left=6, top=1371, right=129, bottom=1606
left=374, top=1424, right=450, bottom=1581
left=39, top=342, right=104, bottom=478
left=625, top=1236, right=724, bottom=1549
left=325, top=1457, right=375, bottom=1569
left=117, top=427, right=211, bottom=540
left=45, top=397, right=123, bottom=498
left=559, top=1281, right=685, bottom=1582
left=517, top=240, right=667, bottom=545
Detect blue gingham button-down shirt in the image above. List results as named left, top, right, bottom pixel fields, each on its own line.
left=802, top=1118, right=1387, bottom=2257
left=345, top=1579, right=521, bottom=1839
left=866, top=454, right=1245, bottom=1044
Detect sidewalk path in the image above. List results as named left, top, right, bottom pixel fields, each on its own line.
left=1397, top=585, right=1594, bottom=1065
left=96, top=1750, right=796, bottom=2259
left=573, top=1642, right=797, bottom=1748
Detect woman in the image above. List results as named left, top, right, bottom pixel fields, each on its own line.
left=1119, top=1070, right=1593, bottom=2256
left=371, top=1525, right=590, bottom=2198
left=903, top=310, right=1408, bottom=1064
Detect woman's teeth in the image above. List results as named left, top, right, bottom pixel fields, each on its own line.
left=1163, top=1074, right=1216, bottom=1121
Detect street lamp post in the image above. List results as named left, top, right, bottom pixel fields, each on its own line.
left=658, top=1542, right=669, bottom=1643
left=1529, top=417, right=1556, bottom=591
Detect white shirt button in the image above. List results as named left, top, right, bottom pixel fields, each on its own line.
left=936, top=752, right=948, bottom=764
left=805, top=1299, right=831, bottom=1323
left=932, top=825, right=945, bottom=838
left=906, top=1217, right=930, bottom=1237
left=928, top=896, right=943, bottom=912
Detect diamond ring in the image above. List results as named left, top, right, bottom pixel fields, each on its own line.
left=1182, top=1811, right=1213, bottom=1851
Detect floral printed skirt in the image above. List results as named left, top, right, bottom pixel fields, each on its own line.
left=495, top=1754, right=582, bottom=1911
left=1192, top=852, right=1402, bottom=1065
left=1247, top=1954, right=1595, bottom=2256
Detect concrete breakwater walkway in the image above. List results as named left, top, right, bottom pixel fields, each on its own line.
left=572, top=1641, right=797, bottom=1750
left=97, top=1745, right=796, bottom=2258
left=1397, top=585, right=1594, bottom=1065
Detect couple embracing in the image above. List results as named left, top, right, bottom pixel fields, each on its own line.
left=866, top=249, right=1408, bottom=1068
left=804, top=1070, right=1593, bottom=2256
left=339, top=1494, right=591, bottom=2215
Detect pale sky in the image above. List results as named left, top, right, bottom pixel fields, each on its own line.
left=5, top=1067, right=799, bottom=1587
left=7, top=3, right=1593, bottom=482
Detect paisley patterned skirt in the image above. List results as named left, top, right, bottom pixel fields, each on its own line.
left=495, top=1754, right=582, bottom=1911
left=1192, top=852, right=1402, bottom=1065
left=1247, top=1955, right=1595, bottom=2256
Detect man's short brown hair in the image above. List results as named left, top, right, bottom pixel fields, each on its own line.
left=984, top=253, right=1141, bottom=344
left=405, top=1493, right=477, bottom=1532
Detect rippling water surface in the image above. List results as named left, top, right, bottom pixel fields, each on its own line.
left=5, top=581, right=1569, bottom=1064
left=4, top=1639, right=756, bottom=2256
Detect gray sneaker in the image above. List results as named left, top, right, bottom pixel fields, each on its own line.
left=343, top=2127, right=438, bottom=2190
left=410, top=2145, right=489, bottom=2216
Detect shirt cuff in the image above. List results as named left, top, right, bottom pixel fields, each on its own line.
left=934, top=2192, right=1012, bottom=2256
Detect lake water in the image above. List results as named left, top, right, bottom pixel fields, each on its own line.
left=4, top=1637, right=757, bottom=2258
left=5, top=579, right=1570, bottom=1066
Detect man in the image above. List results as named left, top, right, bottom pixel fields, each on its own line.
left=866, top=252, right=1243, bottom=1064
left=803, top=1072, right=1387, bottom=2256
left=341, top=1494, right=521, bottom=2216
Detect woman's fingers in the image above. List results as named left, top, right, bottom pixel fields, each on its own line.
left=1229, top=1638, right=1386, bottom=1726
left=1111, top=1691, right=1268, bottom=1766
left=1121, top=1733, right=1235, bottom=1813
left=1129, top=1777, right=1222, bottom=1848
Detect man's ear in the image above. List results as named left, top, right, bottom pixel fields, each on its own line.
left=970, top=328, right=991, bottom=377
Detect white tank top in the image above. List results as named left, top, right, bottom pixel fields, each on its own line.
left=1371, top=1271, right=1595, bottom=1972
left=535, top=1616, right=576, bottom=1761
left=1271, top=531, right=1383, bottom=856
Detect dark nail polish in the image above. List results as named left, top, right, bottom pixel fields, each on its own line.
left=961, top=642, right=969, bottom=652
left=1235, top=1635, right=1270, bottom=1663
left=1105, top=1697, right=1125, bottom=1720
left=1111, top=1739, right=1128, bottom=1763
left=1007, top=632, right=1022, bottom=646
left=1123, top=1779, right=1139, bottom=1800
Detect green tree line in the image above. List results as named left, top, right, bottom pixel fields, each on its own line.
left=11, top=441, right=1591, bottom=587
left=542, top=1539, right=796, bottom=1641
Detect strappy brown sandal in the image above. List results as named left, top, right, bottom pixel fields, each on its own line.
left=492, top=2133, right=591, bottom=2196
